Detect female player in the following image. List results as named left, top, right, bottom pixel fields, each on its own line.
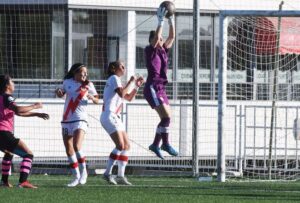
left=100, top=60, right=143, bottom=185
left=143, top=6, right=178, bottom=159
left=56, top=63, right=99, bottom=187
left=0, top=74, right=49, bottom=188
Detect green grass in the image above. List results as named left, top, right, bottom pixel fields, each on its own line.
left=1, top=175, right=300, bottom=203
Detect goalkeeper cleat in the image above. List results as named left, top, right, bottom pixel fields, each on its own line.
left=67, top=177, right=80, bottom=187
left=79, top=170, right=88, bottom=185
left=102, top=174, right=117, bottom=185
left=149, top=144, right=164, bottom=160
left=115, top=176, right=132, bottom=186
left=18, top=181, right=37, bottom=189
left=161, top=144, right=178, bottom=156
left=0, top=181, right=13, bottom=188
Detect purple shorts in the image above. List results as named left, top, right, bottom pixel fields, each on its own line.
left=143, top=83, right=169, bottom=109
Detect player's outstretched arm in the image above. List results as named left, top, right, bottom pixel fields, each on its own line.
left=17, top=112, right=49, bottom=120
left=151, top=7, right=167, bottom=48
left=11, top=102, right=43, bottom=114
left=164, top=14, right=175, bottom=49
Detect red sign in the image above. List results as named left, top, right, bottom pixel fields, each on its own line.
left=255, top=17, right=300, bottom=55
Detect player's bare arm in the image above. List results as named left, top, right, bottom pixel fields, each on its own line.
left=164, top=14, right=175, bottom=49
left=152, top=7, right=167, bottom=48
left=10, top=102, right=43, bottom=114
left=17, top=112, right=49, bottom=120
left=124, top=76, right=145, bottom=101
left=115, top=76, right=135, bottom=98
left=55, top=88, right=65, bottom=98
left=87, top=94, right=100, bottom=104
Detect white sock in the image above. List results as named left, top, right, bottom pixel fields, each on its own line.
left=68, top=154, right=80, bottom=179
left=76, top=150, right=86, bottom=174
left=117, top=150, right=128, bottom=177
left=105, top=148, right=121, bottom=176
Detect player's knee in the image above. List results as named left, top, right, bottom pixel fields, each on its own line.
left=125, top=143, right=130, bottom=151
left=13, top=148, right=33, bottom=158
left=19, top=153, right=33, bottom=159
left=160, top=117, right=170, bottom=127
left=3, top=153, right=13, bottom=160
left=73, top=145, right=79, bottom=152
left=65, top=149, right=73, bottom=156
left=116, top=143, right=125, bottom=151
left=24, top=153, right=33, bottom=159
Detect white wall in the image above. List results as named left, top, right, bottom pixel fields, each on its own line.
left=13, top=99, right=300, bottom=160
left=2, top=0, right=299, bottom=11
left=107, top=10, right=136, bottom=81
left=68, top=0, right=300, bottom=11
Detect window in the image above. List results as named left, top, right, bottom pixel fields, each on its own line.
left=72, top=9, right=108, bottom=80
left=135, top=12, right=173, bottom=70
left=0, top=6, right=52, bottom=79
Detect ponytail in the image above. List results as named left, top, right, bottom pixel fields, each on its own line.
left=0, top=74, right=11, bottom=94
left=106, top=60, right=122, bottom=78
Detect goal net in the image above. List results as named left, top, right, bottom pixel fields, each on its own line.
left=5, top=0, right=300, bottom=182
left=218, top=10, right=300, bottom=181
left=0, top=1, right=204, bottom=177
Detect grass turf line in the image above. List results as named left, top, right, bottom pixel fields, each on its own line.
left=0, top=175, right=299, bottom=203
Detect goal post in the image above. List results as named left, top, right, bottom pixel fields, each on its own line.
left=218, top=9, right=300, bottom=182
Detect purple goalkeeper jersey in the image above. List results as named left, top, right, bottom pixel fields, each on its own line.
left=144, top=44, right=169, bottom=85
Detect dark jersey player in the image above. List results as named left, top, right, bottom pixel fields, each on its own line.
left=0, top=74, right=49, bottom=188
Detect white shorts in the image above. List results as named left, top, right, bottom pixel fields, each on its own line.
left=100, top=112, right=125, bottom=135
left=61, top=121, right=88, bottom=136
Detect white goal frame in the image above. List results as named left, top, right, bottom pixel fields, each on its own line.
left=218, top=10, right=300, bottom=182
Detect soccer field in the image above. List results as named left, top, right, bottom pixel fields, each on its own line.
left=0, top=175, right=299, bottom=203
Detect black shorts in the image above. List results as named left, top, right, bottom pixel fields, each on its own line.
left=0, top=131, right=20, bottom=152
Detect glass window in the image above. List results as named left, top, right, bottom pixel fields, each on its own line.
left=177, top=14, right=212, bottom=70
left=0, top=14, right=8, bottom=74
left=72, top=9, right=108, bottom=80
left=0, top=8, right=51, bottom=79
left=135, top=12, right=173, bottom=70
left=52, top=10, right=65, bottom=79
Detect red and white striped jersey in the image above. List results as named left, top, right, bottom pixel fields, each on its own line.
left=102, top=75, right=123, bottom=115
left=62, top=79, right=98, bottom=122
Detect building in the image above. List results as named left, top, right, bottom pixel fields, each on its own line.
left=0, top=0, right=300, bottom=100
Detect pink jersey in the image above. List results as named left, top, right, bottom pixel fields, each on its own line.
left=0, top=94, right=16, bottom=132
left=62, top=79, right=98, bottom=122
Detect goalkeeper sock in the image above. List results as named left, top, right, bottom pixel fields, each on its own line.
left=159, top=118, right=170, bottom=145
left=152, top=126, right=162, bottom=147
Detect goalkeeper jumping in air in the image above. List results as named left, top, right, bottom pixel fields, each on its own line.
left=143, top=5, right=178, bottom=159
left=0, top=74, right=49, bottom=188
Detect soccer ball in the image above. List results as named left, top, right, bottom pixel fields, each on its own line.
left=159, top=1, right=175, bottom=18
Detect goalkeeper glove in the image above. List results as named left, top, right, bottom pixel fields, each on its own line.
left=157, top=7, right=167, bottom=27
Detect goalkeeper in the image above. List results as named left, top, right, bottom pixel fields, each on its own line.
left=143, top=6, right=178, bottom=159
